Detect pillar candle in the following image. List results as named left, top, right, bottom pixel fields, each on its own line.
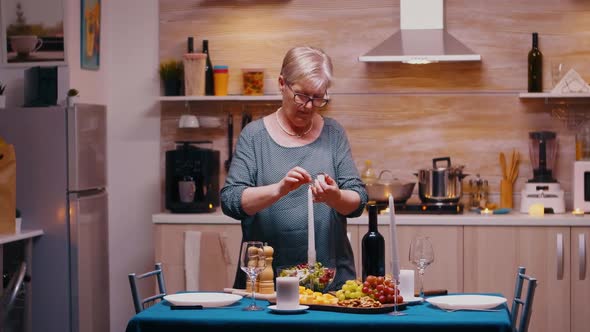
left=389, top=195, right=400, bottom=281
left=399, top=269, right=415, bottom=299
left=308, top=186, right=316, bottom=266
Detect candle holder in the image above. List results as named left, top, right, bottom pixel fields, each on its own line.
left=480, top=208, right=493, bottom=216
left=572, top=208, right=585, bottom=217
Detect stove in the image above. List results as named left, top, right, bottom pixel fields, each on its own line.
left=372, top=202, right=464, bottom=215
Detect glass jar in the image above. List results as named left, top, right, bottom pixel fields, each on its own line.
left=242, top=68, right=265, bottom=96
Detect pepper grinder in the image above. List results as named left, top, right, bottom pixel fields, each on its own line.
left=258, top=243, right=275, bottom=294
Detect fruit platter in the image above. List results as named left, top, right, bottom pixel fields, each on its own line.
left=278, top=262, right=336, bottom=292
left=270, top=275, right=407, bottom=314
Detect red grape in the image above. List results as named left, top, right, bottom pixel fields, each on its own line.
left=360, top=275, right=404, bottom=304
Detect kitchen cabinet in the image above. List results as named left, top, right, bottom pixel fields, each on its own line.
left=155, top=222, right=463, bottom=294
left=464, top=226, right=571, bottom=332
left=373, top=224, right=463, bottom=293
left=347, top=225, right=361, bottom=278
left=156, top=223, right=363, bottom=293
left=154, top=215, right=588, bottom=332
left=571, top=227, right=589, bottom=332
left=154, top=223, right=242, bottom=294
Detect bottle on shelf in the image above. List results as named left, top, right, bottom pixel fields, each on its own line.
left=187, top=37, right=194, bottom=53
left=528, top=32, right=543, bottom=93
left=361, top=160, right=377, bottom=185
left=362, top=204, right=385, bottom=281
left=202, top=40, right=215, bottom=96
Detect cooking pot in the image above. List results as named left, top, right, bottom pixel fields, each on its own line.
left=416, top=157, right=467, bottom=203
left=366, top=170, right=415, bottom=203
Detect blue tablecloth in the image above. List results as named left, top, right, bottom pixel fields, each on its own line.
left=126, top=295, right=512, bottom=332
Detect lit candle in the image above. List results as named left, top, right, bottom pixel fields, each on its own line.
left=308, top=186, right=316, bottom=266
left=481, top=208, right=493, bottom=216
left=389, top=194, right=400, bottom=281
left=528, top=203, right=544, bottom=217
left=572, top=208, right=585, bottom=217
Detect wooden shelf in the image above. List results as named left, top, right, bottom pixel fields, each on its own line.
left=519, top=92, right=590, bottom=99
left=158, top=95, right=282, bottom=101
left=519, top=92, right=590, bottom=109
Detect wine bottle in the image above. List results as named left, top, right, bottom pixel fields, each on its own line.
left=187, top=37, right=194, bottom=53
left=528, top=32, right=543, bottom=92
left=202, top=40, right=215, bottom=95
left=362, top=204, right=385, bottom=281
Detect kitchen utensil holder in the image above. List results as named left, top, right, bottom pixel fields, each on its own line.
left=500, top=179, right=513, bottom=208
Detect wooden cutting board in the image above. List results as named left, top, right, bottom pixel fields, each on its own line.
left=223, top=288, right=276, bottom=301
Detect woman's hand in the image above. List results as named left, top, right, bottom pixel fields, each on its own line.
left=278, top=166, right=313, bottom=196
left=311, top=174, right=341, bottom=206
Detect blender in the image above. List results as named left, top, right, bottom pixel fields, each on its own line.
left=520, top=131, right=565, bottom=213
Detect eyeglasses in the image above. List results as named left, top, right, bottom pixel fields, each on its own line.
left=285, top=83, right=330, bottom=108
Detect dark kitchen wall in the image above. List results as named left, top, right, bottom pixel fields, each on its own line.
left=159, top=0, right=590, bottom=209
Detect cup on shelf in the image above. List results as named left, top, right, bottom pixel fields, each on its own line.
left=213, top=65, right=229, bottom=96
left=551, top=61, right=568, bottom=88
left=15, top=218, right=22, bottom=233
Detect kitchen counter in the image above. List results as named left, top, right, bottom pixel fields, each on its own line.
left=0, top=229, right=44, bottom=245
left=152, top=211, right=590, bottom=226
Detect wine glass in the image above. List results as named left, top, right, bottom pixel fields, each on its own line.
left=409, top=236, right=434, bottom=301
left=240, top=241, right=266, bottom=311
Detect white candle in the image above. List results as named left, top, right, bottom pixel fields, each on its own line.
left=389, top=194, right=400, bottom=281
left=276, top=276, right=300, bottom=310
left=308, top=186, right=316, bottom=266
left=399, top=269, right=415, bottom=299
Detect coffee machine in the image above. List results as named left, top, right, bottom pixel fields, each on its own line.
left=165, top=141, right=220, bottom=213
left=520, top=131, right=565, bottom=213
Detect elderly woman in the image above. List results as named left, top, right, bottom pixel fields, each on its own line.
left=221, top=46, right=367, bottom=290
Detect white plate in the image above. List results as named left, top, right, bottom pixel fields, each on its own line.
left=164, top=293, right=242, bottom=308
left=404, top=296, right=424, bottom=304
left=426, top=295, right=507, bottom=310
left=267, top=304, right=309, bottom=313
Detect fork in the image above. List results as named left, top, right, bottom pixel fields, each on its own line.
left=443, top=308, right=503, bottom=312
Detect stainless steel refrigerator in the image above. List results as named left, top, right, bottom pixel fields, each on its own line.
left=0, top=104, right=109, bottom=332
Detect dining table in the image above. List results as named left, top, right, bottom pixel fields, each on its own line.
left=126, top=293, right=512, bottom=332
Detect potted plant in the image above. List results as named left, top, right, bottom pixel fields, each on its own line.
left=0, top=82, right=6, bottom=109
left=67, top=88, right=80, bottom=107
left=159, top=60, right=183, bottom=96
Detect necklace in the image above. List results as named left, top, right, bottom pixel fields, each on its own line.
left=275, top=107, right=314, bottom=138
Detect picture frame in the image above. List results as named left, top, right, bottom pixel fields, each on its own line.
left=0, top=0, right=65, bottom=66
left=81, top=0, right=100, bottom=70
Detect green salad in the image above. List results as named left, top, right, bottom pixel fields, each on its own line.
left=278, top=262, right=335, bottom=292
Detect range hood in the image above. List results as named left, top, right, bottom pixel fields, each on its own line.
left=359, top=0, right=481, bottom=64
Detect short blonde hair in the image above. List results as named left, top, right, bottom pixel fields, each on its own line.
left=280, top=46, right=333, bottom=92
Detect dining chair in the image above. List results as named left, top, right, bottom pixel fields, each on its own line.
left=510, top=266, right=537, bottom=332
left=128, top=263, right=167, bottom=313
left=1, top=262, right=28, bottom=323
